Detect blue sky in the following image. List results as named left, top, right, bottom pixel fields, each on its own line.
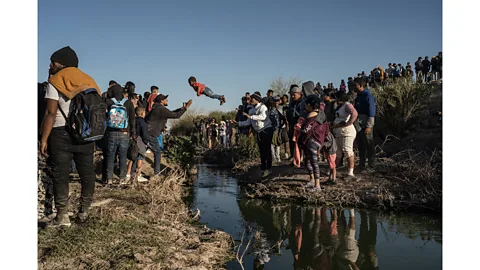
left=38, top=0, right=442, bottom=112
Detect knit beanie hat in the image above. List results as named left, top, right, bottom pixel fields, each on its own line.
left=50, top=46, right=79, bottom=68
left=251, top=93, right=262, bottom=103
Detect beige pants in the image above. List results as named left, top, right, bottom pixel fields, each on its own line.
left=335, top=136, right=356, bottom=158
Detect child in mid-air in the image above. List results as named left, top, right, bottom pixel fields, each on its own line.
left=188, top=76, right=226, bottom=105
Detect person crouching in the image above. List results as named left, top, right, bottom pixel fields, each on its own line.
left=235, top=93, right=274, bottom=178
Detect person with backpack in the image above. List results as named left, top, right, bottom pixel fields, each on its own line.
left=40, top=46, right=104, bottom=227
left=295, top=95, right=328, bottom=191
left=146, top=94, right=193, bottom=177
left=105, top=84, right=136, bottom=186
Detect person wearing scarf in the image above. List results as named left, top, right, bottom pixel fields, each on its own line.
left=40, top=46, right=100, bottom=227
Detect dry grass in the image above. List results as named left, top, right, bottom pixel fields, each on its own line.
left=38, top=167, right=234, bottom=270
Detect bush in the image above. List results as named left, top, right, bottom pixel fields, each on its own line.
left=164, top=136, right=196, bottom=169
left=371, top=79, right=434, bottom=137
left=237, top=134, right=259, bottom=159
left=169, top=109, right=203, bottom=136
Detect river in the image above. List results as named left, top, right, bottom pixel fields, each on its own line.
left=185, top=165, right=442, bottom=270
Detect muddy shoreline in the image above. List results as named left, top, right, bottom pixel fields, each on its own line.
left=201, top=146, right=442, bottom=214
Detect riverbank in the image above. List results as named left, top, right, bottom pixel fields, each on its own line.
left=201, top=124, right=442, bottom=214
left=37, top=153, right=234, bottom=270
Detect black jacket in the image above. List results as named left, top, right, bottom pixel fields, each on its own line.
left=324, top=101, right=336, bottom=124
left=422, top=60, right=431, bottom=72
left=135, top=117, right=149, bottom=144
left=146, top=103, right=187, bottom=137
left=106, top=85, right=136, bottom=135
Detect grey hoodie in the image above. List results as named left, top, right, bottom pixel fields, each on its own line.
left=302, top=81, right=316, bottom=97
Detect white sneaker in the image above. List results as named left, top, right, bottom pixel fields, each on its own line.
left=137, top=175, right=149, bottom=183
left=126, top=175, right=131, bottom=181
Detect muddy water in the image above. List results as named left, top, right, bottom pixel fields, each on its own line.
left=185, top=165, right=442, bottom=270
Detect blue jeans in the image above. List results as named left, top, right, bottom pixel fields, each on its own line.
left=106, top=131, right=129, bottom=180
left=203, top=87, right=223, bottom=101
left=148, top=135, right=162, bottom=175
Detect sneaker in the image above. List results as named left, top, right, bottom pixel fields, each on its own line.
left=77, top=207, right=89, bottom=223
left=51, top=214, right=71, bottom=227
left=119, top=178, right=128, bottom=186
left=220, top=96, right=226, bottom=105
left=344, top=175, right=357, bottom=181
left=310, top=186, right=322, bottom=192
left=137, top=175, right=149, bottom=183
left=262, top=170, right=272, bottom=178
left=302, top=180, right=315, bottom=188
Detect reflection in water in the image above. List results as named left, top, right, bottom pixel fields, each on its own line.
left=189, top=165, right=442, bottom=270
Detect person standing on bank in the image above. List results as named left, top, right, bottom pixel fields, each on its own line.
left=105, top=84, right=136, bottom=186
left=332, top=91, right=358, bottom=180
left=40, top=46, right=102, bottom=227
left=286, top=85, right=305, bottom=160
left=235, top=93, right=274, bottom=178
left=354, top=77, right=376, bottom=171
left=146, top=94, right=193, bottom=177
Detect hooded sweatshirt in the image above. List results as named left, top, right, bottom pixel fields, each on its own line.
left=298, top=110, right=328, bottom=147
left=106, top=84, right=136, bottom=135
left=238, top=102, right=272, bottom=132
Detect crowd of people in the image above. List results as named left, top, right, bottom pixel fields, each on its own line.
left=218, top=78, right=374, bottom=191
left=38, top=46, right=194, bottom=227
left=38, top=45, right=440, bottom=228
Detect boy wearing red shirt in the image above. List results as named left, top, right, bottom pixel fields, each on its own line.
left=188, top=76, right=226, bottom=105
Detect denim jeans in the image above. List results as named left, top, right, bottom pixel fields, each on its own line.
left=148, top=135, right=162, bottom=175
left=106, top=131, right=129, bottom=180
left=203, top=87, right=223, bottom=101
left=220, top=135, right=227, bottom=146
left=47, top=127, right=96, bottom=214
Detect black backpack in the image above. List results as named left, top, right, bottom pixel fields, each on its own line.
left=59, top=88, right=108, bottom=143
